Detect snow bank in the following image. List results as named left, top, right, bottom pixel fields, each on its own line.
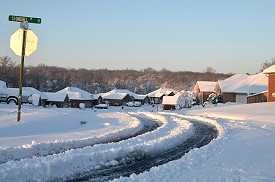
left=115, top=103, right=275, bottom=181
left=0, top=112, right=143, bottom=164
left=0, top=112, right=194, bottom=182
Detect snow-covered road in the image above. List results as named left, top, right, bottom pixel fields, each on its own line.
left=72, top=114, right=218, bottom=182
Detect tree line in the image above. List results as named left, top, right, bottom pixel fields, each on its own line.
left=2, top=56, right=272, bottom=94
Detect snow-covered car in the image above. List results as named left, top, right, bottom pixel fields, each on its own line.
left=126, top=101, right=142, bottom=107
left=0, top=80, right=32, bottom=105
left=95, top=104, right=108, bottom=109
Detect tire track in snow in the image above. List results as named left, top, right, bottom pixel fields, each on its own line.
left=69, top=114, right=218, bottom=182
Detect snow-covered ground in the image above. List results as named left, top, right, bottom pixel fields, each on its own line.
left=0, top=102, right=275, bottom=181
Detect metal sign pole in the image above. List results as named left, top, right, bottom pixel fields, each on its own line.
left=9, top=15, right=41, bottom=122
left=17, top=24, right=28, bottom=122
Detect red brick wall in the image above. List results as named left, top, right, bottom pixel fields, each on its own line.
left=268, top=74, right=275, bottom=102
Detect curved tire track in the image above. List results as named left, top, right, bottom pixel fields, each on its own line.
left=68, top=116, right=218, bottom=182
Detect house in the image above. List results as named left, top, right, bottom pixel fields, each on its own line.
left=101, top=89, right=133, bottom=106
left=134, top=94, right=150, bottom=105
left=57, top=87, right=94, bottom=108
left=147, top=88, right=178, bottom=104
left=263, top=65, right=275, bottom=102
left=93, top=94, right=103, bottom=105
left=162, top=91, right=194, bottom=110
left=215, top=73, right=268, bottom=104
left=44, top=92, right=70, bottom=108
left=194, top=81, right=217, bottom=105
left=107, top=89, right=150, bottom=104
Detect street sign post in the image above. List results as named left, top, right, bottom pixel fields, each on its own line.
left=9, top=15, right=41, bottom=122
left=9, top=15, right=41, bottom=24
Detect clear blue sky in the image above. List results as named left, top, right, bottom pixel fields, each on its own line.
left=1, top=0, right=275, bottom=74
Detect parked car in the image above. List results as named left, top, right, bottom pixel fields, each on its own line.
left=126, top=101, right=142, bottom=107
left=95, top=104, right=108, bottom=109
left=0, top=80, right=32, bottom=105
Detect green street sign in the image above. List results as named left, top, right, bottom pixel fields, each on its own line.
left=9, top=15, right=41, bottom=24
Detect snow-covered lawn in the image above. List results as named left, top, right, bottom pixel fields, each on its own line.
left=0, top=102, right=275, bottom=181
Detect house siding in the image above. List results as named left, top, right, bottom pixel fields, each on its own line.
left=247, top=92, right=268, bottom=103
left=221, top=93, right=236, bottom=103
left=268, top=74, right=275, bottom=102
left=103, top=94, right=133, bottom=106
left=163, top=104, right=176, bottom=110
left=70, top=100, right=94, bottom=108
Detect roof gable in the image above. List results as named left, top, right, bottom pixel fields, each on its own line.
left=57, top=87, right=93, bottom=100
left=148, top=88, right=178, bottom=98
left=196, top=81, right=217, bottom=92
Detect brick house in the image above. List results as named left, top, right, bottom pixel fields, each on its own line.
left=101, top=89, right=133, bottom=106
left=148, top=88, right=178, bottom=104
left=263, top=65, right=275, bottom=102
left=106, top=89, right=150, bottom=105
left=57, top=87, right=94, bottom=108
left=44, top=92, right=70, bottom=108
left=215, top=73, right=267, bottom=104
left=194, top=81, right=216, bottom=105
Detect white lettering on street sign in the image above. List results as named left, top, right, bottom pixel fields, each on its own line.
left=10, top=29, right=38, bottom=56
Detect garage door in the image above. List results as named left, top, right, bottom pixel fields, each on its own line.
left=236, top=94, right=247, bottom=103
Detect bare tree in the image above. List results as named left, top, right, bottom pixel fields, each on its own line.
left=0, top=56, right=18, bottom=87
left=203, top=67, right=216, bottom=74
left=0, top=60, right=231, bottom=94
left=260, top=58, right=275, bottom=72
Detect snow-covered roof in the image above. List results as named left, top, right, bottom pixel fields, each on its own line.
left=162, top=93, right=181, bottom=105
left=134, top=94, right=148, bottom=100
left=23, top=87, right=47, bottom=100
left=162, top=90, right=194, bottom=105
left=92, top=94, right=102, bottom=99
left=195, top=81, right=217, bottom=92
left=247, top=90, right=268, bottom=97
left=43, top=92, right=68, bottom=102
left=57, top=87, right=93, bottom=100
left=102, top=89, right=146, bottom=100
left=218, top=73, right=268, bottom=94
left=101, top=92, right=129, bottom=100
left=263, top=65, right=275, bottom=74
left=147, top=88, right=178, bottom=98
